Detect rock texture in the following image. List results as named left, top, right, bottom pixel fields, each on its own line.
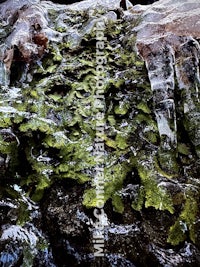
left=0, top=0, right=199, bottom=266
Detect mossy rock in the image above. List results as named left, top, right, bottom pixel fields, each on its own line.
left=0, top=0, right=199, bottom=250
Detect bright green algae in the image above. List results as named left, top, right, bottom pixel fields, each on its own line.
left=0, top=5, right=199, bottom=247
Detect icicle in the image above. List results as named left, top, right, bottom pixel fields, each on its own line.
left=0, top=44, right=10, bottom=88
left=0, top=61, right=9, bottom=87
left=144, top=42, right=177, bottom=149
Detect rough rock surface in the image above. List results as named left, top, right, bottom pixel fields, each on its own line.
left=0, top=0, right=199, bottom=266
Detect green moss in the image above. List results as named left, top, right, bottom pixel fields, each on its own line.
left=0, top=116, right=12, bottom=127
left=112, top=194, right=124, bottom=213
left=131, top=155, right=175, bottom=214
left=44, top=131, right=68, bottom=149
left=107, top=115, right=116, bottom=126
left=157, top=149, right=179, bottom=175
left=167, top=188, right=199, bottom=245
left=110, top=78, right=125, bottom=89
left=167, top=220, right=187, bottom=245
left=83, top=162, right=130, bottom=211
left=144, top=179, right=174, bottom=213
left=30, top=90, right=39, bottom=99
left=105, top=138, right=117, bottom=149
left=137, top=102, right=151, bottom=114
left=45, top=64, right=58, bottom=74
left=135, top=114, right=157, bottom=129
left=131, top=186, right=145, bottom=211
left=115, top=133, right=128, bottom=150
left=154, top=157, right=175, bottom=179
left=178, top=143, right=190, bottom=155
left=83, top=189, right=102, bottom=208
left=114, top=102, right=129, bottom=115
left=17, top=200, right=31, bottom=226
left=144, top=131, right=158, bottom=144
left=19, top=118, right=56, bottom=134
left=51, top=46, right=63, bottom=62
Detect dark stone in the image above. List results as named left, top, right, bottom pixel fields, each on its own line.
left=41, top=182, right=200, bottom=267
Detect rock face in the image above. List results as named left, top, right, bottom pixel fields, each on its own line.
left=0, top=0, right=200, bottom=266
left=134, top=0, right=200, bottom=155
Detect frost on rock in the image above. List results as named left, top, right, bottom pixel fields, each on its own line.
left=1, top=225, right=38, bottom=247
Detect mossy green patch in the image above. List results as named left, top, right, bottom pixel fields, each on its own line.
left=178, top=143, right=190, bottom=156
left=137, top=102, right=151, bottom=114
left=136, top=161, right=174, bottom=214
left=131, top=186, right=145, bottom=211
left=167, top=188, right=199, bottom=245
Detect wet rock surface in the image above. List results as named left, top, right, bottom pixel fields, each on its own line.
left=41, top=181, right=200, bottom=266
left=0, top=0, right=199, bottom=266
